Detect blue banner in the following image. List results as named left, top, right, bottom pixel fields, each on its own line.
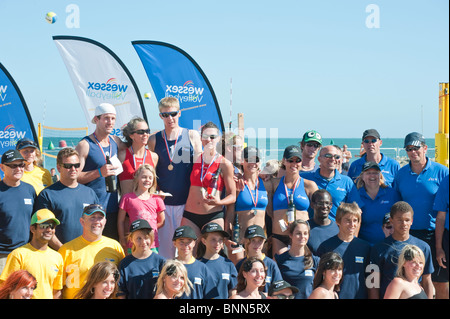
left=132, top=41, right=224, bottom=132
left=0, top=63, right=37, bottom=179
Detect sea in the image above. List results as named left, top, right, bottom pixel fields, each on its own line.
left=41, top=136, right=436, bottom=172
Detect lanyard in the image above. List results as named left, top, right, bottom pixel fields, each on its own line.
left=200, top=153, right=219, bottom=185
left=162, top=128, right=180, bottom=164
left=93, top=133, right=111, bottom=163
left=284, top=176, right=300, bottom=205
left=244, top=177, right=259, bottom=209
left=130, top=146, right=147, bottom=170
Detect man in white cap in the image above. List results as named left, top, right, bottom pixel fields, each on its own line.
left=75, top=103, right=126, bottom=240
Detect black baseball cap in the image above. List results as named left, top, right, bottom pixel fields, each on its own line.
left=283, top=145, right=302, bottom=160
left=268, top=280, right=299, bottom=295
left=362, top=129, right=380, bottom=140
left=201, top=222, right=230, bottom=238
left=244, top=225, right=266, bottom=239
left=130, top=219, right=153, bottom=233
left=362, top=161, right=381, bottom=172
left=82, top=204, right=106, bottom=217
left=1, top=149, right=25, bottom=164
left=172, top=225, right=197, bottom=240
left=16, top=138, right=39, bottom=151
left=404, top=132, right=426, bottom=148
left=243, top=146, right=260, bottom=162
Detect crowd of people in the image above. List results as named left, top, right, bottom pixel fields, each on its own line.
left=0, top=97, right=448, bottom=300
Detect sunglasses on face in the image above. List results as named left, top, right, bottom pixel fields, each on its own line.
left=305, top=142, right=320, bottom=148
left=245, top=158, right=260, bottom=163
left=286, top=158, right=301, bottom=163
left=322, top=154, right=341, bottom=160
left=405, top=146, right=421, bottom=152
left=132, top=129, right=150, bottom=135
left=202, top=134, right=219, bottom=140
left=160, top=111, right=179, bottom=118
left=4, top=163, right=26, bottom=169
left=273, top=294, right=295, bottom=299
left=363, top=138, right=378, bottom=144
left=38, top=222, right=56, bottom=230
left=62, top=163, right=81, bottom=169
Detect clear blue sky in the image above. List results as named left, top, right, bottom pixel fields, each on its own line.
left=0, top=0, right=448, bottom=138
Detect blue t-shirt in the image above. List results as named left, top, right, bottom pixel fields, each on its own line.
left=393, top=158, right=449, bottom=230
left=370, top=235, right=434, bottom=298
left=199, top=256, right=238, bottom=299
left=348, top=153, right=400, bottom=187
left=181, top=259, right=219, bottom=299
left=34, top=181, right=99, bottom=244
left=301, top=169, right=364, bottom=221
left=358, top=186, right=400, bottom=245
left=0, top=181, right=36, bottom=254
left=433, top=174, right=449, bottom=231
left=235, top=255, right=283, bottom=292
left=274, top=251, right=320, bottom=299
left=317, top=235, right=371, bottom=299
left=118, top=253, right=166, bottom=299
left=307, top=219, right=339, bottom=254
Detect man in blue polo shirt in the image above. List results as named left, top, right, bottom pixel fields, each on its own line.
left=348, top=129, right=400, bottom=186
left=0, top=149, right=36, bottom=273
left=302, top=145, right=364, bottom=221
left=393, top=132, right=448, bottom=298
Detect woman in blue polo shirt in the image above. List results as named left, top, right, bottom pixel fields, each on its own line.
left=356, top=162, right=400, bottom=245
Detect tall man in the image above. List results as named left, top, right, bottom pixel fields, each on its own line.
left=148, top=97, right=202, bottom=258
left=76, top=103, right=126, bottom=240
left=393, top=132, right=449, bottom=298
left=302, top=145, right=364, bottom=221
left=35, top=148, right=99, bottom=249
left=0, top=149, right=36, bottom=272
left=299, top=129, right=322, bottom=173
left=348, top=129, right=400, bottom=186
left=0, top=209, right=64, bottom=299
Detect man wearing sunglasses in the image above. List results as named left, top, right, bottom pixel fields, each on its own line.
left=35, top=148, right=99, bottom=250
left=348, top=129, right=400, bottom=187
left=393, top=132, right=449, bottom=298
left=299, top=130, right=322, bottom=173
left=302, top=145, right=364, bottom=221
left=0, top=209, right=64, bottom=299
left=0, top=149, right=36, bottom=273
left=147, top=97, right=202, bottom=259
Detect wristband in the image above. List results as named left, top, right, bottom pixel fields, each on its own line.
left=98, top=168, right=102, bottom=177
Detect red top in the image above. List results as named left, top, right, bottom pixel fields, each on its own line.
left=119, top=147, right=155, bottom=181
left=190, top=154, right=224, bottom=191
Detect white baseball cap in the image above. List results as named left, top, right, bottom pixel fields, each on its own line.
left=91, top=103, right=116, bottom=124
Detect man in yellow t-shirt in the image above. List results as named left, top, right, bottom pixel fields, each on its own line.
left=0, top=208, right=64, bottom=299
left=58, top=204, right=125, bottom=299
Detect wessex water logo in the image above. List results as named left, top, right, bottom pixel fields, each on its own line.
left=85, top=78, right=128, bottom=101
left=0, top=85, right=7, bottom=101
left=165, top=80, right=204, bottom=103
left=0, top=124, right=27, bottom=148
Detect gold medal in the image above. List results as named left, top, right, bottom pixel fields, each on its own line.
left=168, top=163, right=174, bottom=171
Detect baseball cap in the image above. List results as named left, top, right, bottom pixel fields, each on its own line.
left=244, top=224, right=266, bottom=239
left=201, top=222, right=230, bottom=238
left=268, top=280, right=299, bottom=295
left=260, top=159, right=280, bottom=175
left=243, top=146, right=260, bottom=162
left=362, top=129, right=381, bottom=140
left=91, top=103, right=116, bottom=124
left=129, top=219, right=153, bottom=233
left=283, top=145, right=302, bottom=160
left=302, top=130, right=322, bottom=144
left=172, top=225, right=197, bottom=240
left=30, top=208, right=60, bottom=226
left=1, top=149, right=25, bottom=164
left=82, top=204, right=106, bottom=217
left=16, top=138, right=39, bottom=151
left=362, top=161, right=381, bottom=172
left=404, top=132, right=426, bottom=148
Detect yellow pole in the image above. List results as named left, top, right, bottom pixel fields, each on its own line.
left=435, top=83, right=449, bottom=167
left=38, top=123, right=43, bottom=154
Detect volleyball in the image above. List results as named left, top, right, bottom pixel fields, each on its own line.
left=45, top=12, right=57, bottom=24
left=144, top=92, right=151, bottom=99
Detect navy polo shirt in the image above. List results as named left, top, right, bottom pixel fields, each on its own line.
left=393, top=158, right=448, bottom=231
left=348, top=153, right=400, bottom=187
left=302, top=169, right=364, bottom=221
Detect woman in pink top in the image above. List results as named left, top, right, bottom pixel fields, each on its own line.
left=118, top=164, right=165, bottom=254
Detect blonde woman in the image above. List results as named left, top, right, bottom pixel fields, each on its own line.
left=75, top=261, right=120, bottom=299
left=384, top=245, right=428, bottom=299
left=118, top=164, right=165, bottom=254
left=154, top=259, right=193, bottom=299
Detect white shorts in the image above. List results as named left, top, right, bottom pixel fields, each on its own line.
left=157, top=205, right=185, bottom=259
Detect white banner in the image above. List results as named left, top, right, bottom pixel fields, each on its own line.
left=53, top=36, right=146, bottom=136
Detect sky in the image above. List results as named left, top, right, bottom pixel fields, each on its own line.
left=0, top=0, right=448, bottom=139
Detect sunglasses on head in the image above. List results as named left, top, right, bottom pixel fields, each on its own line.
left=132, top=129, right=150, bottom=135
left=62, top=163, right=81, bottom=169
left=160, top=111, right=179, bottom=118
left=405, top=146, right=421, bottom=152
left=4, top=163, right=26, bottom=169
left=363, top=138, right=378, bottom=144
left=322, top=154, right=341, bottom=160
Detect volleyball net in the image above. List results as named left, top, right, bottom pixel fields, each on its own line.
left=38, top=123, right=88, bottom=169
